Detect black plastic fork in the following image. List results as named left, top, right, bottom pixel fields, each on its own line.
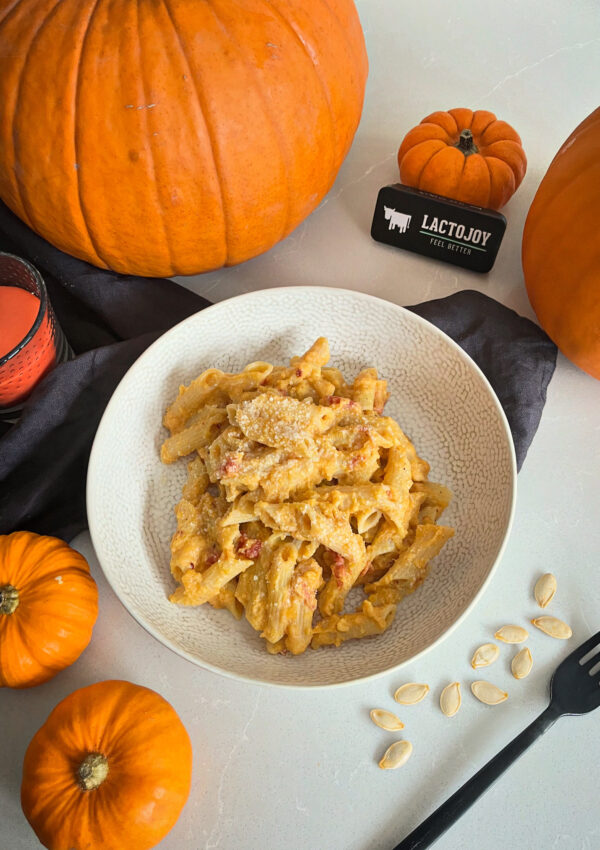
left=393, top=630, right=600, bottom=850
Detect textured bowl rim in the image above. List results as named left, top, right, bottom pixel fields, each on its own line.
left=87, top=286, right=517, bottom=690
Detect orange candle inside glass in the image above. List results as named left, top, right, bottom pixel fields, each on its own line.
left=0, top=254, right=65, bottom=409
left=0, top=287, right=41, bottom=356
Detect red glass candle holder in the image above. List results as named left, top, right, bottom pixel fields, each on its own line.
left=0, top=252, right=71, bottom=420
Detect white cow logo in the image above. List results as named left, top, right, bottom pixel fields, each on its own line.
left=384, top=206, right=412, bottom=233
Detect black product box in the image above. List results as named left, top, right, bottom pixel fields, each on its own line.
left=371, top=184, right=507, bottom=273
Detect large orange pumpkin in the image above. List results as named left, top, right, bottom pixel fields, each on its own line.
left=21, top=680, right=193, bottom=850
left=0, top=531, right=98, bottom=688
left=0, top=0, right=367, bottom=277
left=522, top=107, right=600, bottom=380
left=397, top=108, right=527, bottom=210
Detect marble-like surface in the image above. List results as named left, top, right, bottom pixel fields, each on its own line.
left=3, top=1, right=600, bottom=848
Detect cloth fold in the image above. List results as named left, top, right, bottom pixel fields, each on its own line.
left=408, top=291, right=557, bottom=471
left=0, top=200, right=556, bottom=541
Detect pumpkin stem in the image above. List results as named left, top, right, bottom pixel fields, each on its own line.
left=456, top=129, right=479, bottom=156
left=0, top=584, right=19, bottom=615
left=77, top=753, right=109, bottom=791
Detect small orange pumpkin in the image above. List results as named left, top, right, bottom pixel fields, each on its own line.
left=0, top=531, right=98, bottom=688
left=397, top=108, right=527, bottom=210
left=21, top=680, right=193, bottom=850
left=522, top=107, right=600, bottom=380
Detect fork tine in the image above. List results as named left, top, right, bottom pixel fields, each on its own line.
left=581, top=651, right=600, bottom=671
left=573, top=630, right=600, bottom=663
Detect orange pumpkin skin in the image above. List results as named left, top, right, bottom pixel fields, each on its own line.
left=0, top=531, right=98, bottom=688
left=0, top=0, right=367, bottom=277
left=398, top=108, right=527, bottom=210
left=21, top=680, right=193, bottom=850
left=522, top=108, right=600, bottom=380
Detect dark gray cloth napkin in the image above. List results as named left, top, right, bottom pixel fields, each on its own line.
left=0, top=200, right=557, bottom=541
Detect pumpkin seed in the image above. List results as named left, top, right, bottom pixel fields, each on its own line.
left=378, top=740, right=413, bottom=770
left=471, top=681, right=508, bottom=705
left=494, top=625, right=529, bottom=644
left=393, top=683, right=429, bottom=705
left=534, top=573, right=557, bottom=608
left=531, top=616, right=572, bottom=639
left=471, top=643, right=500, bottom=669
left=370, top=709, right=404, bottom=731
left=440, top=682, right=461, bottom=717
left=511, top=647, right=533, bottom=679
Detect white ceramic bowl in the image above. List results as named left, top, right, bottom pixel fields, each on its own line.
left=87, top=287, right=516, bottom=688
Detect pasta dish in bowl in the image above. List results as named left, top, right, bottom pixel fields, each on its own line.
left=87, top=287, right=515, bottom=687
left=161, top=338, right=454, bottom=656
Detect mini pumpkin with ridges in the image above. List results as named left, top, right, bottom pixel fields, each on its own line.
left=398, top=108, right=527, bottom=210
left=21, top=680, right=193, bottom=850
left=0, top=531, right=98, bottom=688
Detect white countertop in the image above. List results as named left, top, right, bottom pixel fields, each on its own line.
left=4, top=1, right=600, bottom=848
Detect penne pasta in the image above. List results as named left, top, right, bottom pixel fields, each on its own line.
left=285, top=559, right=323, bottom=654
left=161, top=406, right=229, bottom=463
left=311, top=600, right=397, bottom=649
left=160, top=339, right=454, bottom=655
left=261, top=543, right=298, bottom=644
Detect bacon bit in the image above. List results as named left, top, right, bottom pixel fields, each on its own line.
left=348, top=454, right=363, bottom=469
left=295, top=579, right=318, bottom=611
left=236, top=532, right=263, bottom=560
left=295, top=368, right=302, bottom=377
left=205, top=552, right=219, bottom=567
left=244, top=540, right=262, bottom=559
left=330, top=552, right=347, bottom=588
left=260, top=378, right=269, bottom=386
left=327, top=395, right=357, bottom=408
left=219, top=455, right=239, bottom=478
